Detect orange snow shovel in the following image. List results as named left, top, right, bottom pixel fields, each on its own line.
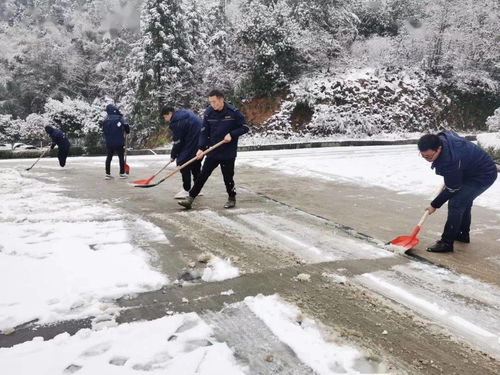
left=124, top=136, right=130, bottom=175
left=133, top=160, right=174, bottom=185
left=390, top=184, right=443, bottom=251
left=390, top=210, right=430, bottom=250
left=134, top=140, right=226, bottom=188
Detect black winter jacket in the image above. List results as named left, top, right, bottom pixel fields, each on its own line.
left=199, top=103, right=249, bottom=160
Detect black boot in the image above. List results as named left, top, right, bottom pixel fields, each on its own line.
left=455, top=232, right=470, bottom=243
left=178, top=196, right=194, bottom=209
left=427, top=240, right=454, bottom=253
left=224, top=196, right=236, bottom=209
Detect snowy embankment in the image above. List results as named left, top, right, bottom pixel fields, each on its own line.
left=0, top=168, right=167, bottom=332
left=249, top=68, right=449, bottom=142
left=237, top=144, right=500, bottom=212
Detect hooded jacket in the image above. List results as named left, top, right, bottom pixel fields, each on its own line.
left=431, top=131, right=497, bottom=208
left=199, top=103, right=249, bottom=160
left=45, top=126, right=70, bottom=149
left=169, top=109, right=202, bottom=165
left=102, top=104, right=130, bottom=148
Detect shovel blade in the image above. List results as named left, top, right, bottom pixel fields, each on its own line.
left=125, top=163, right=130, bottom=174
left=390, top=235, right=419, bottom=250
left=132, top=177, right=153, bottom=185
left=134, top=182, right=158, bottom=188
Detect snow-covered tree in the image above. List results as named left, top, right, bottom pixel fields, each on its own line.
left=237, top=0, right=301, bottom=97
left=43, top=97, right=105, bottom=147
left=131, top=0, right=198, bottom=138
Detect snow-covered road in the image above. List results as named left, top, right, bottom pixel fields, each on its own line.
left=0, top=145, right=499, bottom=374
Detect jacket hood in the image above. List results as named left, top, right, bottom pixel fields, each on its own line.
left=433, top=130, right=462, bottom=168
left=45, top=125, right=54, bottom=135
left=105, top=104, right=121, bottom=115
left=171, top=109, right=191, bottom=122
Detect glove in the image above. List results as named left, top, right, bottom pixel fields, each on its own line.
left=50, top=144, right=55, bottom=150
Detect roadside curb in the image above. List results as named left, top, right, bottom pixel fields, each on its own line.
left=128, top=136, right=478, bottom=156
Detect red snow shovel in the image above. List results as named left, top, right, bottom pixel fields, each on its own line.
left=390, top=184, right=443, bottom=251
left=390, top=210, right=430, bottom=250
left=124, top=135, right=130, bottom=174
left=133, top=160, right=174, bottom=185
left=134, top=140, right=226, bottom=188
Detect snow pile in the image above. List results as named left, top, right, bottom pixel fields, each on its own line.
left=254, top=67, right=448, bottom=140
left=486, top=107, right=500, bottom=132
left=0, top=168, right=167, bottom=331
left=0, top=313, right=245, bottom=375
left=245, top=294, right=384, bottom=374
left=201, top=256, right=240, bottom=282
left=477, top=132, right=500, bottom=159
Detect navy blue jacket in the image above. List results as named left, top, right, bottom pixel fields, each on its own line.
left=431, top=131, right=497, bottom=208
left=170, top=109, right=202, bottom=165
left=45, top=126, right=70, bottom=149
left=102, top=104, right=130, bottom=148
left=199, top=103, right=249, bottom=160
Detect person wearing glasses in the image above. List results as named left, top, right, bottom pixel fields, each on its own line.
left=418, top=131, right=497, bottom=252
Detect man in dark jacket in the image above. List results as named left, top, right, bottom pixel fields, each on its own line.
left=161, top=105, right=202, bottom=199
left=44, top=125, right=71, bottom=167
left=179, top=89, right=249, bottom=209
left=418, top=131, right=497, bottom=252
left=102, top=104, right=130, bottom=179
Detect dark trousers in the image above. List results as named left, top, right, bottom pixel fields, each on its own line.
left=180, top=160, right=201, bottom=191
left=106, top=146, right=125, bottom=175
left=189, top=158, right=236, bottom=198
left=58, top=145, right=70, bottom=167
left=441, top=182, right=495, bottom=243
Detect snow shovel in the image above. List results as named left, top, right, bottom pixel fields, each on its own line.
left=124, top=136, right=130, bottom=175
left=134, top=140, right=226, bottom=188
left=133, top=160, right=174, bottom=185
left=25, top=146, right=51, bottom=171
left=389, top=184, right=444, bottom=251
left=390, top=210, right=430, bottom=250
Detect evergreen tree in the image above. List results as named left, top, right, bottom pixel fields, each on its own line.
left=238, top=0, right=301, bottom=97
left=132, top=0, right=197, bottom=139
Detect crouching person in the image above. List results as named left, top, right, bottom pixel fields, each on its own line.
left=44, top=125, right=71, bottom=167
left=418, top=131, right=497, bottom=252
left=161, top=105, right=202, bottom=199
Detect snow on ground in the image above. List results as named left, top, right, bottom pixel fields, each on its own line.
left=0, top=294, right=389, bottom=375
left=0, top=313, right=246, bottom=375
left=237, top=144, right=500, bottom=212
left=237, top=212, right=392, bottom=262
left=355, top=262, right=500, bottom=357
left=244, top=294, right=384, bottom=374
left=0, top=168, right=167, bottom=331
left=201, top=255, right=240, bottom=282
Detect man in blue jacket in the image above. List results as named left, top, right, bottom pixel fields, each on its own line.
left=102, top=104, right=130, bottom=179
left=161, top=105, right=202, bottom=199
left=179, top=89, right=249, bottom=209
left=418, top=131, right=497, bottom=252
left=44, top=125, right=71, bottom=167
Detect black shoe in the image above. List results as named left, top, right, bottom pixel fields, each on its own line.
left=455, top=232, right=470, bottom=243
left=224, top=197, right=236, bottom=209
left=426, top=240, right=454, bottom=253
left=178, top=196, right=194, bottom=209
